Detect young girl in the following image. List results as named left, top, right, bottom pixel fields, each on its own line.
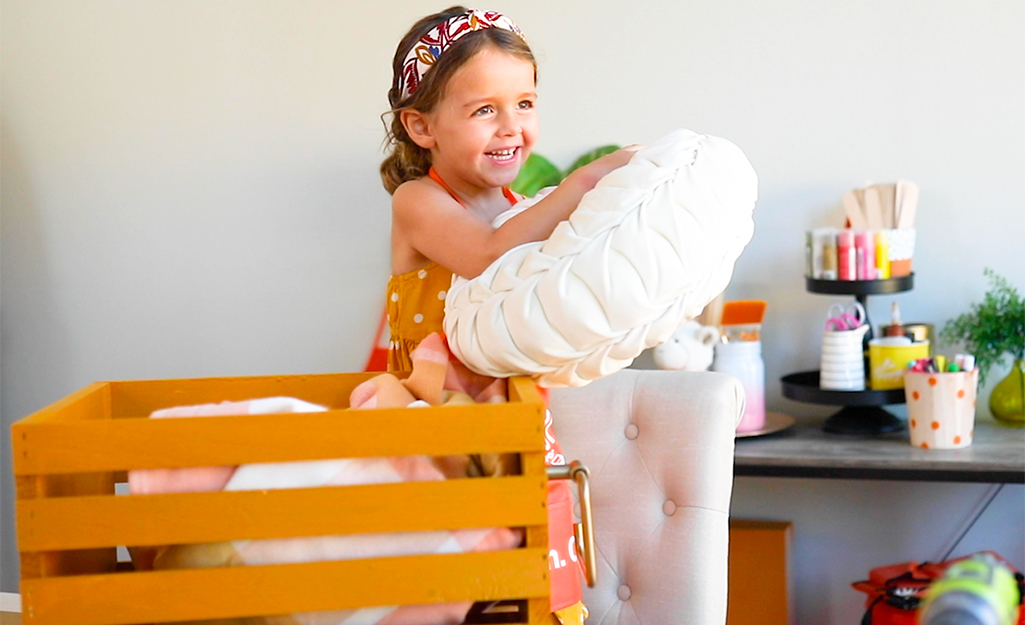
left=381, top=6, right=637, bottom=372
left=380, top=7, right=637, bottom=623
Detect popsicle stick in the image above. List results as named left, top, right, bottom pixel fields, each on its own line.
left=875, top=183, right=897, bottom=228
left=898, top=182, right=919, bottom=228
left=843, top=191, right=867, bottom=229
left=894, top=181, right=906, bottom=228
left=863, top=187, right=884, bottom=229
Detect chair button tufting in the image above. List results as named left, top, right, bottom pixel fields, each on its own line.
left=618, top=584, right=632, bottom=601
left=624, top=423, right=639, bottom=440
left=663, top=499, right=677, bottom=516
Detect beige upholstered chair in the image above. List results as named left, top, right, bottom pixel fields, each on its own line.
left=550, top=369, right=745, bottom=625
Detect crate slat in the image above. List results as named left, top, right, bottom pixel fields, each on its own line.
left=13, top=405, right=544, bottom=475
left=17, top=473, right=119, bottom=579
left=15, top=383, right=110, bottom=425
left=522, top=450, right=552, bottom=625
left=21, top=549, right=549, bottom=625
left=108, top=374, right=380, bottom=417
left=508, top=377, right=543, bottom=404
left=18, top=476, right=547, bottom=551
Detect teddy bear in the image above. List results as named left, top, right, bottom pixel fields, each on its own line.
left=652, top=320, right=721, bottom=371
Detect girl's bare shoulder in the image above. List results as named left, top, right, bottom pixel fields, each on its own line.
left=392, top=177, right=458, bottom=219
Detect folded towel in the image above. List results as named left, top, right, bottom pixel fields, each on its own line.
left=127, top=397, right=327, bottom=495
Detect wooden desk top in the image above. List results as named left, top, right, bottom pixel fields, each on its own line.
left=734, top=421, right=1025, bottom=483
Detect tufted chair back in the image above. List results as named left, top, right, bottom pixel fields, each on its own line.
left=549, top=369, right=744, bottom=625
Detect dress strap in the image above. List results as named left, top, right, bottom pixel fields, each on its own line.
left=502, top=186, right=519, bottom=206
left=428, top=166, right=518, bottom=208
left=428, top=167, right=465, bottom=207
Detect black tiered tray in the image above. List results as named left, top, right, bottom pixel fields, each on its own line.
left=806, top=274, right=914, bottom=296
left=781, top=371, right=906, bottom=435
left=782, top=274, right=915, bottom=435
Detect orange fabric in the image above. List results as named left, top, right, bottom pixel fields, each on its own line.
left=427, top=167, right=518, bottom=207
left=386, top=262, right=454, bottom=372
left=364, top=310, right=390, bottom=372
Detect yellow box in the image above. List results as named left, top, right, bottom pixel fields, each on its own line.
left=869, top=340, right=930, bottom=390
left=12, top=373, right=554, bottom=625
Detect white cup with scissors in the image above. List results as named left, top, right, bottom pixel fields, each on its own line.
left=824, top=301, right=867, bottom=332
left=820, top=301, right=868, bottom=391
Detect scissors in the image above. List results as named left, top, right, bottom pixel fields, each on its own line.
left=825, top=301, right=866, bottom=331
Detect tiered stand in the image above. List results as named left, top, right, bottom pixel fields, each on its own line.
left=781, top=274, right=914, bottom=435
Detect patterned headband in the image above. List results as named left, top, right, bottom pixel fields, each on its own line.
left=397, top=9, right=526, bottom=102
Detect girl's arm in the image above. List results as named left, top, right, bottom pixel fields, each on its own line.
left=394, top=146, right=639, bottom=279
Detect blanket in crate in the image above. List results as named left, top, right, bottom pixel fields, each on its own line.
left=128, top=334, right=575, bottom=625
left=444, top=128, right=758, bottom=387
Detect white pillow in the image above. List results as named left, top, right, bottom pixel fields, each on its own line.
left=445, top=128, right=757, bottom=387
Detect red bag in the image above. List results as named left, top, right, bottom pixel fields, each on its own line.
left=542, top=402, right=585, bottom=612
left=853, top=552, right=1024, bottom=625
left=364, top=308, right=390, bottom=372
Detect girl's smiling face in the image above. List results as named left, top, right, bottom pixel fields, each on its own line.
left=423, top=46, right=538, bottom=193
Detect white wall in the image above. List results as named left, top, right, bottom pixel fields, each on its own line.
left=2, top=1, right=1022, bottom=622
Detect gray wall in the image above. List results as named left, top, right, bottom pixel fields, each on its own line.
left=2, top=1, right=1022, bottom=621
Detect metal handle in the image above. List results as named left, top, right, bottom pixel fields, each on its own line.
left=546, top=460, right=596, bottom=587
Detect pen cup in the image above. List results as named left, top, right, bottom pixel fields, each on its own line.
left=820, top=325, right=868, bottom=391
left=904, top=369, right=978, bottom=450
left=888, top=228, right=916, bottom=277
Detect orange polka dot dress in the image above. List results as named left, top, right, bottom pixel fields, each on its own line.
left=385, top=168, right=517, bottom=372
left=386, top=262, right=453, bottom=372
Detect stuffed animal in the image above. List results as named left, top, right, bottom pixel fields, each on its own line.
left=652, top=320, right=721, bottom=371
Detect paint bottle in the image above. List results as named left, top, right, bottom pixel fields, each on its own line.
left=855, top=230, right=876, bottom=280
left=806, top=230, right=816, bottom=278
left=884, top=302, right=906, bottom=337
left=820, top=228, right=838, bottom=280
left=875, top=230, right=891, bottom=279
left=837, top=230, right=856, bottom=280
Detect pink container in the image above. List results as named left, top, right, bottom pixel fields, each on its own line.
left=904, top=369, right=979, bottom=450
left=711, top=341, right=765, bottom=433
left=855, top=230, right=876, bottom=280
left=837, top=230, right=856, bottom=280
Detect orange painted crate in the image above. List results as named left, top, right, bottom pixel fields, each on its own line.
left=12, top=373, right=553, bottom=625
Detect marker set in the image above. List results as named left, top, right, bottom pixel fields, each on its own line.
left=908, top=353, right=975, bottom=374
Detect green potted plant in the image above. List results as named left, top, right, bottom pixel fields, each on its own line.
left=511, top=145, right=621, bottom=197
left=940, top=268, right=1024, bottom=426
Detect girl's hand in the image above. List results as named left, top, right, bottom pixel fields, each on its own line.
left=567, top=145, right=643, bottom=191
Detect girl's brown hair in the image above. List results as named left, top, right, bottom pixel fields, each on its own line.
left=380, top=7, right=536, bottom=195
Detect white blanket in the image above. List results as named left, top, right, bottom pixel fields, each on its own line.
left=444, top=129, right=757, bottom=387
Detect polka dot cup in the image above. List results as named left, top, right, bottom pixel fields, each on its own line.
left=904, top=369, right=978, bottom=450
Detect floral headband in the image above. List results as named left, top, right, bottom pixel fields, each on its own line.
left=398, top=9, right=526, bottom=102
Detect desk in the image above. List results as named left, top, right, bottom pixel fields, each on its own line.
left=734, top=422, right=1025, bottom=483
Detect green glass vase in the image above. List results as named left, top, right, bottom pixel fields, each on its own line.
left=989, top=358, right=1024, bottom=427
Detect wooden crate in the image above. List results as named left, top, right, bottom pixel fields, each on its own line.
left=12, top=373, right=552, bottom=625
